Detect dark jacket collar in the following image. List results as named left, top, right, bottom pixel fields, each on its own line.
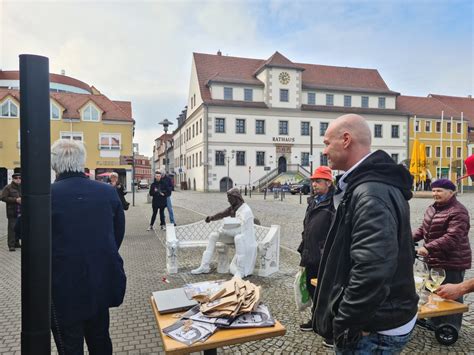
left=55, top=171, right=87, bottom=182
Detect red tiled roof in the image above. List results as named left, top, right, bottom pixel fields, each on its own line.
left=254, top=51, right=305, bottom=75
left=0, top=70, right=92, bottom=93
left=429, top=94, right=474, bottom=123
left=397, top=95, right=462, bottom=119
left=0, top=88, right=133, bottom=122
left=193, top=52, right=397, bottom=104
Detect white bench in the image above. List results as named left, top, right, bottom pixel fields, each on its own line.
left=165, top=220, right=280, bottom=277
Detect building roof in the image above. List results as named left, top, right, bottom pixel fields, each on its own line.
left=429, top=94, right=474, bottom=123
left=0, top=88, right=133, bottom=122
left=193, top=52, right=398, bottom=103
left=0, top=70, right=92, bottom=93
left=397, top=95, right=462, bottom=120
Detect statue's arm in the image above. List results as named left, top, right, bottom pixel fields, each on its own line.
left=207, top=206, right=233, bottom=222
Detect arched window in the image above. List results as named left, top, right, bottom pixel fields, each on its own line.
left=1, top=99, right=19, bottom=118
left=82, top=104, right=100, bottom=121
left=51, top=101, right=61, bottom=120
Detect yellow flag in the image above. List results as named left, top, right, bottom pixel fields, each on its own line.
left=409, top=140, right=420, bottom=182
left=418, top=143, right=427, bottom=182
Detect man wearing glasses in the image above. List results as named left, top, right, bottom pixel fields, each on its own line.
left=1, top=173, right=22, bottom=251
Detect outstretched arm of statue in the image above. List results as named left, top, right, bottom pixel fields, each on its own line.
left=205, top=206, right=233, bottom=223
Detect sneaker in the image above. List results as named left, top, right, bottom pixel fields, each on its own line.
left=322, top=338, right=334, bottom=348
left=160, top=225, right=166, bottom=231
left=299, top=320, right=313, bottom=331
left=191, top=266, right=211, bottom=274
left=147, top=225, right=154, bottom=231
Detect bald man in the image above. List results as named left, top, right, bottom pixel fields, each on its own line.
left=312, top=114, right=418, bottom=352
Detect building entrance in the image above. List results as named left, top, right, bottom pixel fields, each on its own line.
left=278, top=156, right=287, bottom=173
left=220, top=177, right=233, bottom=192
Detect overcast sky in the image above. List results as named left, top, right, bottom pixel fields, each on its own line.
left=1, top=0, right=473, bottom=157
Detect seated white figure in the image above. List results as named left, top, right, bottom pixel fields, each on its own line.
left=191, top=188, right=257, bottom=278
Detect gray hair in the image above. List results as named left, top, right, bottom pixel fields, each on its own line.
left=110, top=172, right=119, bottom=179
left=51, top=139, right=86, bottom=174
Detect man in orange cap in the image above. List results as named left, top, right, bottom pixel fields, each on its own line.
left=297, top=166, right=335, bottom=345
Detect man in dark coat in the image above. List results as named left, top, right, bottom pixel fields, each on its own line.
left=148, top=171, right=170, bottom=231
left=314, top=114, right=418, bottom=352
left=297, top=166, right=335, bottom=334
left=50, top=139, right=126, bottom=355
left=1, top=173, right=22, bottom=251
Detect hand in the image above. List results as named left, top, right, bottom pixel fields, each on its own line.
left=205, top=216, right=211, bottom=223
left=436, top=283, right=464, bottom=300
left=16, top=197, right=21, bottom=204
left=361, top=331, right=370, bottom=336
left=416, top=246, right=429, bottom=256
left=160, top=193, right=165, bottom=196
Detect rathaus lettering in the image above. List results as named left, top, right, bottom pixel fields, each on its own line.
left=272, top=137, right=295, bottom=143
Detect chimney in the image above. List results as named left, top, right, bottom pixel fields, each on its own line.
left=60, top=69, right=65, bottom=75
left=468, top=95, right=472, bottom=99
left=217, top=50, right=222, bottom=56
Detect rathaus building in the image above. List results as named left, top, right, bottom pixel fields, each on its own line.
left=173, top=51, right=409, bottom=192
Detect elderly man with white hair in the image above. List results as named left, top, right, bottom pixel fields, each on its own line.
left=50, top=139, right=126, bottom=355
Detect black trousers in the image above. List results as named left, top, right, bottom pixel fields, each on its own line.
left=7, top=218, right=16, bottom=248
left=51, top=308, right=112, bottom=355
left=150, top=205, right=165, bottom=226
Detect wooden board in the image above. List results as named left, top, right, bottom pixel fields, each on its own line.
left=150, top=296, right=286, bottom=354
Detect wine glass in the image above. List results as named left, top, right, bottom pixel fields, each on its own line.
left=413, top=258, right=429, bottom=307
left=430, top=268, right=446, bottom=301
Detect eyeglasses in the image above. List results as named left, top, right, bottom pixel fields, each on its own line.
left=13, top=177, right=21, bottom=180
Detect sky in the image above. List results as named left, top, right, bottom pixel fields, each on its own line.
left=1, top=0, right=473, bottom=157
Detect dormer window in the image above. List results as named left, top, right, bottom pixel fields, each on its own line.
left=82, top=104, right=100, bottom=121
left=51, top=102, right=61, bottom=120
left=1, top=99, right=19, bottom=118
left=224, top=87, right=233, bottom=100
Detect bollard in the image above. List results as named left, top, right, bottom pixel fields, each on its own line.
left=280, top=190, right=283, bottom=201
left=264, top=188, right=266, bottom=200
left=244, top=186, right=247, bottom=196
left=299, top=190, right=302, bottom=204
left=249, top=188, right=251, bottom=198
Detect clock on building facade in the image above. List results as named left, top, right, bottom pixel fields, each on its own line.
left=279, top=72, right=290, bottom=85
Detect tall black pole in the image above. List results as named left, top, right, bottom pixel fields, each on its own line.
left=310, top=125, right=314, bottom=173
left=19, top=54, right=51, bottom=355
left=132, top=146, right=135, bottom=207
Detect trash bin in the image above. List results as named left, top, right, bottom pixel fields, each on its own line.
left=180, top=181, right=188, bottom=190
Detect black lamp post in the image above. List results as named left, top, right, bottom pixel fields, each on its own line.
left=158, top=119, right=173, bottom=173
left=223, top=149, right=235, bottom=191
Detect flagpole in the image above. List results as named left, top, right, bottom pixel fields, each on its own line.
left=449, top=116, right=454, bottom=181
left=439, top=111, right=444, bottom=179
left=460, top=112, right=464, bottom=194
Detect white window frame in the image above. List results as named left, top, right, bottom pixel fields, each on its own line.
left=308, top=92, right=316, bottom=105
left=60, top=131, right=83, bottom=141
left=1, top=99, right=19, bottom=118
left=456, top=147, right=462, bottom=158
left=425, top=120, right=431, bottom=133
left=425, top=145, right=431, bottom=158
left=99, top=133, right=121, bottom=150
left=82, top=103, right=100, bottom=122
left=51, top=101, right=61, bottom=120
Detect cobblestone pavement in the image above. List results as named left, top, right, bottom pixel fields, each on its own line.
left=0, top=190, right=473, bottom=354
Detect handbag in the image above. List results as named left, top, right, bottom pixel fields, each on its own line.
left=294, top=268, right=311, bottom=311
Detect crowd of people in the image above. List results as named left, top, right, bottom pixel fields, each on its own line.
left=1, top=113, right=473, bottom=354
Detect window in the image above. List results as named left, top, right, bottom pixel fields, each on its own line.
left=426, top=146, right=431, bottom=158
left=215, top=118, right=225, bottom=133
left=320, top=122, right=328, bottom=136
left=99, top=133, right=121, bottom=150
left=192, top=124, right=195, bottom=138
left=200, top=118, right=202, bottom=133
left=436, top=121, right=441, bottom=132
left=446, top=146, right=451, bottom=158
left=425, top=120, right=431, bottom=132
left=415, top=120, right=420, bottom=132
left=1, top=99, right=18, bottom=117
left=435, top=146, right=441, bottom=158
left=256, top=151, right=265, bottom=166
left=244, top=88, right=253, bottom=102
left=326, top=94, right=334, bottom=106
left=60, top=131, right=83, bottom=141
left=447, top=122, right=452, bottom=133
left=82, top=104, right=100, bottom=121
left=361, top=96, right=369, bottom=108
left=320, top=153, right=328, bottom=166
left=308, top=92, right=316, bottom=105
left=391, top=125, right=399, bottom=138
left=236, top=151, right=245, bottom=166
left=457, top=122, right=462, bottom=134
left=51, top=102, right=60, bottom=120
left=279, top=120, right=288, bottom=135
left=457, top=147, right=462, bottom=158
left=224, top=87, right=233, bottom=100
left=192, top=154, right=194, bottom=168
left=236, top=118, right=246, bottom=134
left=301, top=152, right=310, bottom=166
left=280, top=89, right=289, bottom=102
left=374, top=124, right=383, bottom=138
left=378, top=97, right=386, bottom=109
left=215, top=151, right=225, bottom=166
left=391, top=154, right=399, bottom=163
left=255, top=120, right=265, bottom=134
left=199, top=151, right=202, bottom=166
left=301, top=122, right=310, bottom=136
left=344, top=95, right=352, bottom=107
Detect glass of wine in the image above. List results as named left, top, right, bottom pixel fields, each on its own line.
left=430, top=268, right=446, bottom=301
left=413, top=257, right=429, bottom=307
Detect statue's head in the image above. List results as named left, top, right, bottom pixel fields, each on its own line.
left=227, top=187, right=244, bottom=207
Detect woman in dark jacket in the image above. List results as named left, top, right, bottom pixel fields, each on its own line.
left=297, top=166, right=335, bottom=332
left=148, top=171, right=170, bottom=231
left=110, top=172, right=129, bottom=210
left=413, top=178, right=471, bottom=331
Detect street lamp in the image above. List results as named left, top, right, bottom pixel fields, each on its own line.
left=158, top=119, right=173, bottom=173
left=223, top=149, right=235, bottom=191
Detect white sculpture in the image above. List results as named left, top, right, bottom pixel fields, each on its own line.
left=191, top=188, right=257, bottom=278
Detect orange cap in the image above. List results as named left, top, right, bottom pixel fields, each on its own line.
left=310, top=166, right=333, bottom=180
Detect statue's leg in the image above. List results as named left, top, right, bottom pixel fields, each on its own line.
left=229, top=234, right=245, bottom=278
left=191, top=232, right=220, bottom=274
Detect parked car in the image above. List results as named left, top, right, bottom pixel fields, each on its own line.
left=138, top=179, right=149, bottom=189
left=290, top=179, right=311, bottom=195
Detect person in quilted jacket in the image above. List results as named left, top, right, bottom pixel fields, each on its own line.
left=413, top=178, right=471, bottom=331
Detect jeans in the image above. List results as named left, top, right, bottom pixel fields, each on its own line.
left=51, top=308, right=112, bottom=355
left=7, top=217, right=16, bottom=248
left=335, top=330, right=413, bottom=355
left=166, top=196, right=175, bottom=224
left=150, top=205, right=166, bottom=227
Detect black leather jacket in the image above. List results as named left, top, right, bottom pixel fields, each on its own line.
left=313, top=151, right=418, bottom=348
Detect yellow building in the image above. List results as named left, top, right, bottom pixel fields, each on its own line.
left=0, top=71, right=134, bottom=190
left=398, top=95, right=470, bottom=186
